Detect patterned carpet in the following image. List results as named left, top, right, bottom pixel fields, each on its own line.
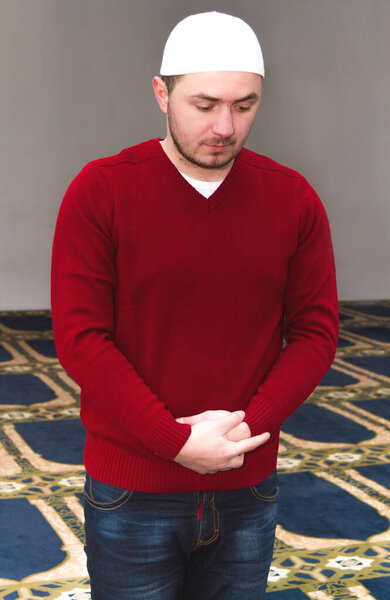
left=0, top=301, right=389, bottom=600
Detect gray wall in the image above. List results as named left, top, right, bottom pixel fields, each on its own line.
left=1, top=0, right=389, bottom=309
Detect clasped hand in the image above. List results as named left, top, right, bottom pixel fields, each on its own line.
left=173, top=410, right=270, bottom=475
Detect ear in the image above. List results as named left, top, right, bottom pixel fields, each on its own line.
left=152, top=76, right=169, bottom=114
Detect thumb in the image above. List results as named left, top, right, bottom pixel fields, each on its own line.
left=218, top=410, right=245, bottom=434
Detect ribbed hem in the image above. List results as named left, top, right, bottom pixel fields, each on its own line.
left=84, top=432, right=280, bottom=493
left=244, top=392, right=278, bottom=436
left=144, top=411, right=191, bottom=461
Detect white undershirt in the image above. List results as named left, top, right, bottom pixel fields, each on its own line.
left=179, top=171, right=224, bottom=199
left=159, top=141, right=224, bottom=198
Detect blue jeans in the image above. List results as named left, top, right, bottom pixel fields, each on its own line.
left=84, top=470, right=279, bottom=600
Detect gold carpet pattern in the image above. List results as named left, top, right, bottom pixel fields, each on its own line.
left=0, top=301, right=389, bottom=599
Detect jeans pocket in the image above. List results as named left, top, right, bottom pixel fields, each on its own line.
left=250, top=470, right=279, bottom=501
left=84, top=473, right=134, bottom=510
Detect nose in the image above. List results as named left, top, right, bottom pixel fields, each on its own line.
left=212, top=107, right=234, bottom=139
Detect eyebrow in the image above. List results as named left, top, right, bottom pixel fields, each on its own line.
left=189, top=92, right=259, bottom=103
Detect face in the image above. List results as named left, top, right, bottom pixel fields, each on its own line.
left=155, top=71, right=262, bottom=175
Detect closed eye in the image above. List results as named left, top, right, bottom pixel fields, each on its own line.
left=195, top=104, right=253, bottom=113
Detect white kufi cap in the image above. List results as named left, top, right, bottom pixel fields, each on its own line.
left=160, top=11, right=264, bottom=77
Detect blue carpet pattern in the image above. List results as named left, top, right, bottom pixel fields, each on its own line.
left=0, top=301, right=389, bottom=599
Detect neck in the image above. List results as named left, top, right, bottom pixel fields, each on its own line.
left=160, top=138, right=234, bottom=182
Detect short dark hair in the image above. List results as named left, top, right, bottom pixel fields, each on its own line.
left=161, top=75, right=184, bottom=94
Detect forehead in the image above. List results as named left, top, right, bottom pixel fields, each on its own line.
left=173, top=71, right=262, bottom=100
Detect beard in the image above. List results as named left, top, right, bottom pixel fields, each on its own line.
left=167, top=105, right=240, bottom=170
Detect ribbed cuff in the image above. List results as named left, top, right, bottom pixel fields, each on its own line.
left=244, top=392, right=278, bottom=436
left=143, top=410, right=192, bottom=461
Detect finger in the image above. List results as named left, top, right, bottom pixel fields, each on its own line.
left=197, top=410, right=231, bottom=421
left=234, top=432, right=271, bottom=454
left=218, top=411, right=245, bottom=434
left=230, top=454, right=245, bottom=469
left=226, top=422, right=251, bottom=442
left=178, top=410, right=234, bottom=426
left=176, top=413, right=207, bottom=425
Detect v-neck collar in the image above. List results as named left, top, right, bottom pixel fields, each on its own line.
left=153, top=138, right=245, bottom=212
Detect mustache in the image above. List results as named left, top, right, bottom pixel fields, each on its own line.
left=203, top=138, right=235, bottom=146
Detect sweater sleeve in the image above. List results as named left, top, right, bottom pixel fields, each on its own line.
left=243, top=179, right=339, bottom=435
left=51, top=163, right=191, bottom=461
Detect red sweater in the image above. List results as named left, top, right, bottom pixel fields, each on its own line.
left=51, top=138, right=339, bottom=492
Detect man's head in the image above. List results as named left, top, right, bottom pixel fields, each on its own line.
left=153, top=12, right=264, bottom=176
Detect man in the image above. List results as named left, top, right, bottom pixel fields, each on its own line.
left=51, top=11, right=339, bottom=600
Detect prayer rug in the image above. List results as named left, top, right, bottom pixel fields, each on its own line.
left=0, top=301, right=389, bottom=599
